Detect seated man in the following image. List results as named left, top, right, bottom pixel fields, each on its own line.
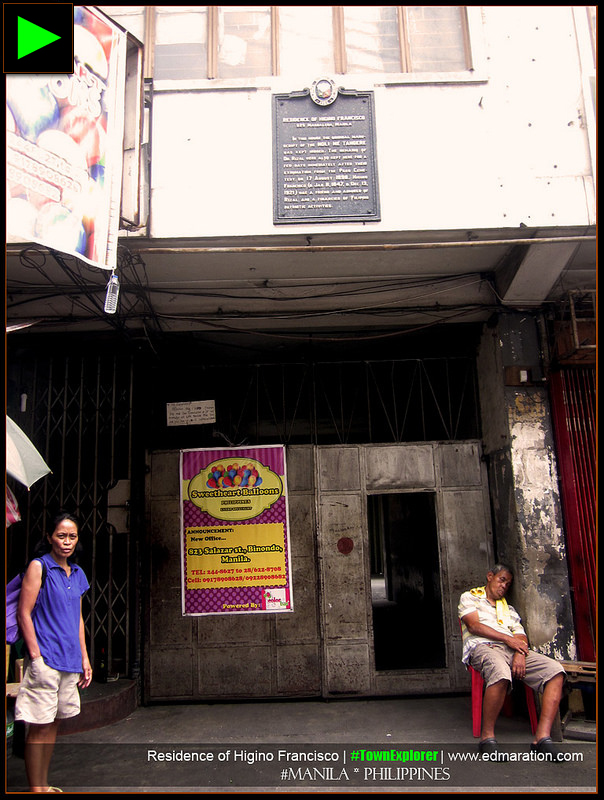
left=458, top=563, right=566, bottom=754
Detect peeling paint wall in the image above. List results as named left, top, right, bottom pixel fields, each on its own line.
left=477, top=320, right=576, bottom=661
left=507, top=389, right=576, bottom=659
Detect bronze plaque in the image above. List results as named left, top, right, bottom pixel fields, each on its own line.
left=273, top=82, right=380, bottom=224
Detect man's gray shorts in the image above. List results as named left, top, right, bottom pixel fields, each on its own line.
left=469, top=642, right=566, bottom=693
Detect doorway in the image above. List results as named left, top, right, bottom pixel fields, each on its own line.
left=368, top=492, right=446, bottom=670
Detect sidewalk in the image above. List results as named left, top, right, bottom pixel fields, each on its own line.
left=6, top=694, right=597, bottom=793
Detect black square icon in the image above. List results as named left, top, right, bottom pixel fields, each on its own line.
left=4, top=4, right=74, bottom=74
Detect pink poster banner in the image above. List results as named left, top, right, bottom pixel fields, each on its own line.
left=180, top=445, right=294, bottom=616
left=6, top=6, right=127, bottom=270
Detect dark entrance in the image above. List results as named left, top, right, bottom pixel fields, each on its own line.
left=368, top=492, right=446, bottom=670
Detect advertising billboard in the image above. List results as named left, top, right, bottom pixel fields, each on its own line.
left=180, top=446, right=294, bottom=616
left=6, top=6, right=127, bottom=270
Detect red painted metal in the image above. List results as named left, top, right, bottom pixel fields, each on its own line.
left=549, top=368, right=596, bottom=661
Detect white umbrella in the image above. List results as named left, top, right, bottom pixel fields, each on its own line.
left=6, top=415, right=51, bottom=489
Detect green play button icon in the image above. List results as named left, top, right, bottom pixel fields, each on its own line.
left=18, top=16, right=61, bottom=59
left=4, top=4, right=74, bottom=74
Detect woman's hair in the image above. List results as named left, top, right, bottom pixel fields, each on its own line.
left=50, top=511, right=80, bottom=533
left=32, top=511, right=82, bottom=561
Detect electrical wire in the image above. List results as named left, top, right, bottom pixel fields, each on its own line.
left=152, top=305, right=491, bottom=342
left=4, top=244, right=520, bottom=344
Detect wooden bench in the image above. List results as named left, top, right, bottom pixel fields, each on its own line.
left=560, top=660, right=596, bottom=684
left=559, top=660, right=596, bottom=734
left=531, top=660, right=596, bottom=741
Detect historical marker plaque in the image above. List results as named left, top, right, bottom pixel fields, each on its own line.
left=273, top=80, right=380, bottom=224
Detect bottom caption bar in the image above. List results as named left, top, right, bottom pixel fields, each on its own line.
left=6, top=742, right=595, bottom=791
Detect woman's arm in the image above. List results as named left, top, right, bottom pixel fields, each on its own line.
left=16, top=560, right=44, bottom=661
left=78, top=599, right=93, bottom=687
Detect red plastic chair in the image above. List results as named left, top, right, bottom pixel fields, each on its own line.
left=468, top=662, right=539, bottom=737
left=459, top=619, right=539, bottom=737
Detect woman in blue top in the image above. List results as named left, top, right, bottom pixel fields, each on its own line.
left=15, top=512, right=92, bottom=793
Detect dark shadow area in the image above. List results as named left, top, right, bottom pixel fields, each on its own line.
left=369, top=492, right=446, bottom=670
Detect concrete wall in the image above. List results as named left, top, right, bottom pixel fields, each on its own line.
left=145, top=446, right=321, bottom=701
left=317, top=443, right=494, bottom=699
left=477, top=319, right=576, bottom=661
left=146, top=6, right=595, bottom=240
left=145, top=442, right=493, bottom=702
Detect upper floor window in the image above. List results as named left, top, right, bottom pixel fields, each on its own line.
left=343, top=7, right=402, bottom=74
left=137, top=6, right=472, bottom=82
left=279, top=6, right=335, bottom=77
left=343, top=6, right=469, bottom=74
left=403, top=6, right=470, bottom=71
left=155, top=6, right=208, bottom=80
left=217, top=6, right=273, bottom=78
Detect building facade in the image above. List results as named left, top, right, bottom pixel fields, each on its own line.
left=6, top=6, right=596, bottom=703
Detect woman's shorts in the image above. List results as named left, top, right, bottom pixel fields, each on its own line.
left=469, top=642, right=566, bottom=693
left=15, top=656, right=80, bottom=725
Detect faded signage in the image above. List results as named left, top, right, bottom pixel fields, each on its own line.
left=180, top=445, right=293, bottom=616
left=6, top=6, right=127, bottom=270
left=167, top=400, right=216, bottom=427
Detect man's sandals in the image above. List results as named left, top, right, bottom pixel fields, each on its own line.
left=531, top=736, right=562, bottom=760
left=478, top=738, right=509, bottom=760
left=479, top=736, right=562, bottom=761
left=478, top=738, right=498, bottom=754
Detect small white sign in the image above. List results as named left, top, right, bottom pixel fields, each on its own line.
left=167, top=400, right=216, bottom=427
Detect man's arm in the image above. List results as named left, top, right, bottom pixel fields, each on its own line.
left=461, top=610, right=529, bottom=655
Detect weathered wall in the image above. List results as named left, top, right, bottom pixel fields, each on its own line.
left=506, top=390, right=576, bottom=659
left=145, top=442, right=494, bottom=702
left=477, top=320, right=576, bottom=660
left=317, top=443, right=494, bottom=699
left=144, top=446, right=321, bottom=702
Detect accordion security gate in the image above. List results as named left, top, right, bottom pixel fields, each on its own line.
left=7, top=354, right=135, bottom=679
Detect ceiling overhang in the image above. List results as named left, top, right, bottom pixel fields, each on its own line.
left=5, top=226, right=596, bottom=339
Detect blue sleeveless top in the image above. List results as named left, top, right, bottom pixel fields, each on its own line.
left=33, top=553, right=90, bottom=673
